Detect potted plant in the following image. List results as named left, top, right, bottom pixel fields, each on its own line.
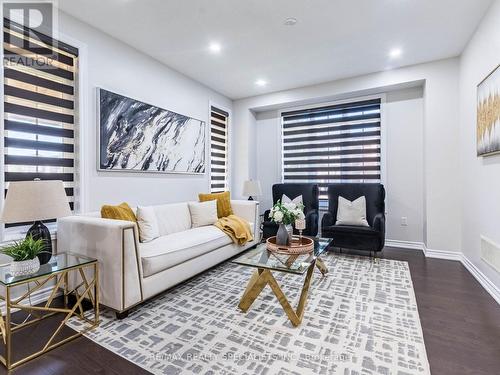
left=269, top=200, right=305, bottom=245
left=1, top=235, right=47, bottom=277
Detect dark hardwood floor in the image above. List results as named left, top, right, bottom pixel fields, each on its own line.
left=1, top=247, right=499, bottom=375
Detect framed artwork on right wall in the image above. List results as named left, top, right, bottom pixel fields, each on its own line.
left=477, top=63, right=500, bottom=156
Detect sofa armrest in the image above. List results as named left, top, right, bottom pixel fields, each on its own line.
left=57, top=216, right=143, bottom=312
left=372, top=213, right=385, bottom=234
left=231, top=200, right=259, bottom=236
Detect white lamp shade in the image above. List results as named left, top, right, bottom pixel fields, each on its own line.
left=1, top=180, right=72, bottom=223
left=243, top=180, right=262, bottom=197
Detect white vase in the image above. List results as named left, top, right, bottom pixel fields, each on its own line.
left=10, top=257, right=40, bottom=277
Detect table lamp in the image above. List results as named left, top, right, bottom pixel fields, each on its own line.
left=243, top=180, right=262, bottom=201
left=1, top=180, right=72, bottom=264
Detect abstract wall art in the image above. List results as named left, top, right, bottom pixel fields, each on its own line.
left=477, top=64, right=500, bottom=156
left=98, top=88, right=206, bottom=173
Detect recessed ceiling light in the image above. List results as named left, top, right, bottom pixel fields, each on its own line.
left=389, top=48, right=402, bottom=59
left=255, top=79, right=267, bottom=87
left=284, top=17, right=298, bottom=26
left=209, top=42, right=221, bottom=53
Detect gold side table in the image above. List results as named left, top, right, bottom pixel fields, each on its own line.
left=0, top=252, right=99, bottom=370
left=232, top=237, right=330, bottom=327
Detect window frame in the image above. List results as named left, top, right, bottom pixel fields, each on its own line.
left=0, top=23, right=87, bottom=242
left=208, top=102, right=231, bottom=193
left=279, top=94, right=387, bottom=208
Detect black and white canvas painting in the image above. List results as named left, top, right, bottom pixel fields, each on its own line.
left=98, top=89, right=205, bottom=173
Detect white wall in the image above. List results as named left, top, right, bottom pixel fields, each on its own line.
left=459, top=0, right=500, bottom=289
left=234, top=58, right=460, bottom=253
left=254, top=87, right=425, bottom=243
left=385, top=88, right=424, bottom=243
left=58, top=11, right=232, bottom=212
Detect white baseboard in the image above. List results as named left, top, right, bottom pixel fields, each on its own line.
left=423, top=247, right=462, bottom=261
left=0, top=286, right=59, bottom=314
left=461, top=255, right=500, bottom=305
left=385, top=239, right=425, bottom=251
left=386, top=238, right=498, bottom=304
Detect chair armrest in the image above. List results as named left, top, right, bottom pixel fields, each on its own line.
left=305, top=209, right=319, bottom=236
left=57, top=216, right=142, bottom=312
left=263, top=209, right=271, bottom=222
left=372, top=213, right=385, bottom=234
left=231, top=200, right=259, bottom=236
left=321, top=211, right=335, bottom=228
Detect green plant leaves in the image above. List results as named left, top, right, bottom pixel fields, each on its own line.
left=0, top=234, right=48, bottom=261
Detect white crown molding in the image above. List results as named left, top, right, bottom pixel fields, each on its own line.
left=461, top=255, right=500, bottom=305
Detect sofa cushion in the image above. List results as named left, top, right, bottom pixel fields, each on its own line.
left=153, top=203, right=192, bottom=236
left=188, top=200, right=218, bottom=228
left=336, top=196, right=369, bottom=226
left=139, top=225, right=232, bottom=277
left=136, top=205, right=160, bottom=242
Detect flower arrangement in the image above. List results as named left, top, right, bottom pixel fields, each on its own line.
left=269, top=200, right=305, bottom=225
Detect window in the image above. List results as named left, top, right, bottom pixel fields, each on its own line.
left=281, top=98, right=381, bottom=203
left=209, top=106, right=229, bottom=193
left=2, top=18, right=78, bottom=231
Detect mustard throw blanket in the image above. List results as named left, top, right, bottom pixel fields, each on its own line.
left=215, top=215, right=253, bottom=245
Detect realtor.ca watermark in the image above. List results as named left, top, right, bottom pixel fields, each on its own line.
left=3, top=0, right=59, bottom=69
left=148, top=352, right=350, bottom=363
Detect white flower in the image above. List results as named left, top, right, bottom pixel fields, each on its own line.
left=273, top=211, right=284, bottom=223
left=295, top=210, right=305, bottom=220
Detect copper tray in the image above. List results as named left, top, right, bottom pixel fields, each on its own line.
left=266, top=236, right=314, bottom=255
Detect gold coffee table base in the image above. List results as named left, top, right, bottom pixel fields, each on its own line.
left=238, top=257, right=328, bottom=327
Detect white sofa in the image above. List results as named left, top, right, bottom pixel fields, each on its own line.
left=57, top=200, right=259, bottom=318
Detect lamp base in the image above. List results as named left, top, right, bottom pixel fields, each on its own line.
left=248, top=196, right=254, bottom=201
left=27, top=221, right=52, bottom=265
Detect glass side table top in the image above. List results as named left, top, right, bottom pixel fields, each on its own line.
left=0, top=252, right=97, bottom=286
left=233, top=237, right=331, bottom=274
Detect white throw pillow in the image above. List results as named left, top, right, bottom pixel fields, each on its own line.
left=136, top=205, right=160, bottom=242
left=282, top=194, right=303, bottom=205
left=188, top=200, right=218, bottom=228
left=336, top=196, right=369, bottom=226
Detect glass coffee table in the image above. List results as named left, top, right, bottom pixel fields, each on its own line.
left=233, top=237, right=331, bottom=327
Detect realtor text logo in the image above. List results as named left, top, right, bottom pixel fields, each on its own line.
left=3, top=1, right=58, bottom=68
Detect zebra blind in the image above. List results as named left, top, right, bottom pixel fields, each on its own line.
left=210, top=106, right=229, bottom=193
left=282, top=98, right=381, bottom=201
left=3, top=18, right=78, bottom=227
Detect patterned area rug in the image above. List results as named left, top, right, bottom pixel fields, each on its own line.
left=68, top=253, right=430, bottom=375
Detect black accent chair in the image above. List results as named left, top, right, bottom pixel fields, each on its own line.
left=321, top=184, right=386, bottom=253
left=262, top=183, right=319, bottom=239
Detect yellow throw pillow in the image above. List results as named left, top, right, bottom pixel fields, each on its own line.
left=198, top=191, right=233, bottom=218
left=101, top=202, right=137, bottom=222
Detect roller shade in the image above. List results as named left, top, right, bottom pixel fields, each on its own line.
left=282, top=98, right=381, bottom=201
left=3, top=18, right=78, bottom=227
left=210, top=106, right=229, bottom=193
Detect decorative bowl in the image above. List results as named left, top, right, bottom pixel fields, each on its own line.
left=266, top=236, right=314, bottom=255
left=10, top=257, right=40, bottom=277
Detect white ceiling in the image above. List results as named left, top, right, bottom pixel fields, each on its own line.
left=58, top=0, right=493, bottom=99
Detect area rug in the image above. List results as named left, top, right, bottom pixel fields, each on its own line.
left=67, top=254, right=430, bottom=375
